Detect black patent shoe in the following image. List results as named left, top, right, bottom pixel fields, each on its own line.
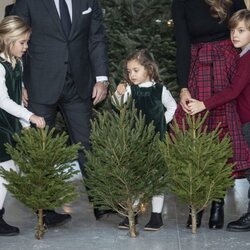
left=186, top=209, right=203, bottom=228
left=43, top=210, right=71, bottom=227
left=94, top=208, right=115, bottom=220
left=144, top=212, right=163, bottom=231
left=209, top=200, right=224, bottom=229
left=226, top=213, right=250, bottom=232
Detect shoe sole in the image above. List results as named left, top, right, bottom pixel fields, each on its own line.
left=118, top=225, right=129, bottom=230
left=0, top=232, right=19, bottom=236
left=45, top=216, right=71, bottom=228
left=144, top=226, right=163, bottom=231
left=226, top=227, right=250, bottom=232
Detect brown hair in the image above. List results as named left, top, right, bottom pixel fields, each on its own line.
left=205, top=0, right=233, bottom=22
left=123, top=49, right=160, bottom=84
left=0, top=16, right=31, bottom=62
left=229, top=9, right=250, bottom=30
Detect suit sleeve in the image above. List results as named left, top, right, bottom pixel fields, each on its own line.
left=88, top=0, right=109, bottom=78
left=12, top=0, right=31, bottom=25
left=172, top=0, right=191, bottom=88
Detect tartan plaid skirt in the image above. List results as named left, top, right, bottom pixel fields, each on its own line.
left=174, top=39, right=250, bottom=177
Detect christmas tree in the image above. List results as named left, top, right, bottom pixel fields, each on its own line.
left=101, top=0, right=178, bottom=98
left=0, top=127, right=81, bottom=239
left=159, top=113, right=234, bottom=233
left=84, top=99, right=167, bottom=237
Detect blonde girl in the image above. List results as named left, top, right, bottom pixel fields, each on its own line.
left=0, top=16, right=45, bottom=236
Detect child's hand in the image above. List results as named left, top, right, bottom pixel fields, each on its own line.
left=29, top=115, right=46, bottom=128
left=188, top=99, right=206, bottom=115
left=116, top=83, right=127, bottom=95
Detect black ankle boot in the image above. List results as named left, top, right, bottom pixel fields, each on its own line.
left=209, top=199, right=224, bottom=229
left=0, top=208, right=19, bottom=236
left=144, top=212, right=163, bottom=231
left=186, top=209, right=203, bottom=228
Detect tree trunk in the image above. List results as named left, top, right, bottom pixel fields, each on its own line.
left=191, top=206, right=197, bottom=234
left=35, top=208, right=45, bottom=240
left=128, top=210, right=138, bottom=238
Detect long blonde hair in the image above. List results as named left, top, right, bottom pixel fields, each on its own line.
left=0, top=16, right=31, bottom=62
left=245, top=0, right=250, bottom=10
left=205, top=0, right=233, bottom=22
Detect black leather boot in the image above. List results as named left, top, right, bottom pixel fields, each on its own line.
left=209, top=199, right=224, bottom=229
left=186, top=209, right=203, bottom=228
left=0, top=208, right=19, bottom=236
left=144, top=212, right=163, bottom=231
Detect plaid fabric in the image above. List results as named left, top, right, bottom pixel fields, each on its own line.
left=175, top=39, right=250, bottom=177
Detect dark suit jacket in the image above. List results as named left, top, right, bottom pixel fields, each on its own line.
left=4, top=4, right=14, bottom=17
left=13, top=0, right=109, bottom=104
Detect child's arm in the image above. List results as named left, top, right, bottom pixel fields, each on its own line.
left=188, top=53, right=249, bottom=114
left=162, top=86, right=177, bottom=124
left=0, top=65, right=45, bottom=128
left=113, top=82, right=131, bottom=104
left=187, top=99, right=206, bottom=115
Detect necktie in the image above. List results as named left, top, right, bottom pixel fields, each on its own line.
left=59, top=0, right=71, bottom=37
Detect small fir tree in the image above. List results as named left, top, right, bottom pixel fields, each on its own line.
left=84, top=99, right=167, bottom=237
left=159, top=113, right=234, bottom=234
left=0, top=127, right=81, bottom=239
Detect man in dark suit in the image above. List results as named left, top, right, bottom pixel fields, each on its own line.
left=4, top=3, right=14, bottom=17
left=12, top=0, right=110, bottom=225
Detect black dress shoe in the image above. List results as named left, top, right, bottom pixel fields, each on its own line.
left=209, top=199, right=224, bottom=229
left=0, top=208, right=19, bottom=236
left=43, top=210, right=71, bottom=227
left=93, top=208, right=115, bottom=220
left=186, top=209, right=203, bottom=228
left=118, top=215, right=138, bottom=230
left=226, top=213, right=250, bottom=232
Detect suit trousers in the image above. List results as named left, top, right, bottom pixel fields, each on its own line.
left=28, top=73, right=92, bottom=176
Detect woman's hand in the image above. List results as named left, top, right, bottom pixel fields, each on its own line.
left=179, top=88, right=191, bottom=113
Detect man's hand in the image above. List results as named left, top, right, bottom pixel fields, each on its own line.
left=179, top=88, right=191, bottom=113
left=22, top=87, right=28, bottom=107
left=92, top=82, right=108, bottom=105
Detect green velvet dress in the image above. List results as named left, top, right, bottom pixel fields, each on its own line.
left=131, top=83, right=167, bottom=140
left=0, top=58, right=22, bottom=162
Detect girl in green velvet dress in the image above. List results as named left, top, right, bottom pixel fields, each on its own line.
left=114, top=49, right=177, bottom=231
left=0, top=16, right=45, bottom=236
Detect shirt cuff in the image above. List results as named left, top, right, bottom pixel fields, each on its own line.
left=96, top=76, right=108, bottom=82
